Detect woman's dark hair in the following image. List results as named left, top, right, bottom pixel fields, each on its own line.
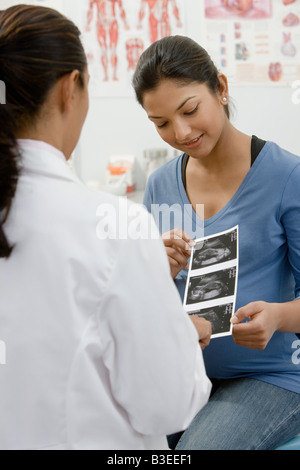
left=132, top=35, right=230, bottom=117
left=0, top=4, right=87, bottom=258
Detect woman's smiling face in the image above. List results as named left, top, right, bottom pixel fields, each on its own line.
left=142, top=78, right=228, bottom=159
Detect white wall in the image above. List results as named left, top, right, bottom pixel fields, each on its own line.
left=75, top=83, right=300, bottom=190
left=72, top=0, right=300, bottom=190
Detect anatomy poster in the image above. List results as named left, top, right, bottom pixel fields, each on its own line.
left=2, top=0, right=298, bottom=88
left=183, top=226, right=239, bottom=339
left=76, top=0, right=185, bottom=97
left=205, top=0, right=273, bottom=19
left=203, top=1, right=300, bottom=84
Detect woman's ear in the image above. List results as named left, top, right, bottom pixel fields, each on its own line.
left=60, top=70, right=81, bottom=114
left=217, top=73, right=229, bottom=103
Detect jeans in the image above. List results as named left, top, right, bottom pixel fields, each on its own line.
left=170, top=378, right=300, bottom=450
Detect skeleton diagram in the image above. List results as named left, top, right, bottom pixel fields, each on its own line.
left=86, top=0, right=130, bottom=81
left=137, top=0, right=182, bottom=44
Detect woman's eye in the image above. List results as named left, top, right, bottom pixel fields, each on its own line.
left=157, top=122, right=168, bottom=129
left=184, top=105, right=198, bottom=116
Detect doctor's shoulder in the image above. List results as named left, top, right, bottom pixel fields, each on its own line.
left=76, top=184, right=161, bottom=246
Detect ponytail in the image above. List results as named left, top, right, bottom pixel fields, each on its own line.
left=0, top=104, right=20, bottom=258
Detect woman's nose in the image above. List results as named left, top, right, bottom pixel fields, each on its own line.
left=173, top=119, right=192, bottom=142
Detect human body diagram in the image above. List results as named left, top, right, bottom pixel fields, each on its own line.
left=137, top=0, right=182, bottom=43
left=82, top=0, right=184, bottom=92
left=86, top=0, right=130, bottom=81
left=84, top=0, right=183, bottom=82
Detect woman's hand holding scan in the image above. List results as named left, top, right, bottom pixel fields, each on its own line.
left=162, top=228, right=195, bottom=279
left=231, top=301, right=281, bottom=350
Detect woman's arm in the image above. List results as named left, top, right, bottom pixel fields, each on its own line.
left=231, top=300, right=300, bottom=350
left=232, top=162, right=300, bottom=350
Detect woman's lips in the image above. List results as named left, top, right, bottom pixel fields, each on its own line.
left=181, top=134, right=204, bottom=149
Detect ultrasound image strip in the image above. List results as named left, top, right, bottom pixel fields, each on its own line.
left=183, top=226, right=239, bottom=339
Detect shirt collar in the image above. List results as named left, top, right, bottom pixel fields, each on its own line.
left=17, top=139, right=66, bottom=162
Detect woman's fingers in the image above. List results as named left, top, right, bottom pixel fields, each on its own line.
left=162, top=229, right=195, bottom=278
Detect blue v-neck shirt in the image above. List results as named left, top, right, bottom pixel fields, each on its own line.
left=143, top=141, right=300, bottom=393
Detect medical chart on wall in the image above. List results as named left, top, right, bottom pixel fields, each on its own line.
left=1, top=0, right=185, bottom=97
left=77, top=0, right=300, bottom=93
left=2, top=0, right=299, bottom=91
left=183, top=226, right=239, bottom=339
left=75, top=0, right=186, bottom=97
left=202, top=1, right=300, bottom=85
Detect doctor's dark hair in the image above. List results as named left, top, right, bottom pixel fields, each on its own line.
left=0, top=4, right=87, bottom=258
left=132, top=35, right=230, bottom=119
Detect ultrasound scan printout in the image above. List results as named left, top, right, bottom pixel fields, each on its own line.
left=183, top=226, right=239, bottom=339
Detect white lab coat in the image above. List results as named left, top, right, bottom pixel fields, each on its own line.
left=0, top=140, right=211, bottom=450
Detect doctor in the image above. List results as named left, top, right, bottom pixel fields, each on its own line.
left=0, top=5, right=211, bottom=450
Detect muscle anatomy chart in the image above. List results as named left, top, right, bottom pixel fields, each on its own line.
left=137, top=0, right=183, bottom=43
left=85, top=0, right=130, bottom=82
left=78, top=0, right=185, bottom=96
